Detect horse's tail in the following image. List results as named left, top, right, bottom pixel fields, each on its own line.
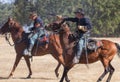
left=115, top=43, right=120, bottom=57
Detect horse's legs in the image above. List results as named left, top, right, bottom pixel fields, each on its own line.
left=59, top=67, right=71, bottom=82
left=65, top=68, right=71, bottom=82
left=106, top=63, right=115, bottom=82
left=59, top=67, right=67, bottom=82
left=8, top=54, right=22, bottom=78
left=52, top=52, right=64, bottom=78
left=55, top=62, right=61, bottom=78
left=97, top=58, right=110, bottom=82
left=97, top=67, right=109, bottom=82
left=23, top=56, right=32, bottom=78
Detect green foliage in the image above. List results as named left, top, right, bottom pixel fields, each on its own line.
left=0, top=2, right=13, bottom=25
left=1, top=0, right=120, bottom=37
left=80, top=0, right=120, bottom=36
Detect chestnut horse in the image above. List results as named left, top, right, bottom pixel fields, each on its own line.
left=0, top=18, right=65, bottom=78
left=48, top=22, right=120, bottom=82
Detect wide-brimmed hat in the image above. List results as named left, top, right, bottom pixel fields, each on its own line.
left=29, top=12, right=37, bottom=18
left=74, top=8, right=85, bottom=15
left=56, top=15, right=63, bottom=19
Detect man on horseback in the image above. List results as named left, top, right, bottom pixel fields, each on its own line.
left=61, top=8, right=92, bottom=64
left=23, top=12, right=45, bottom=57
left=56, top=15, right=63, bottom=23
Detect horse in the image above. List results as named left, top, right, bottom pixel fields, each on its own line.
left=48, top=22, right=120, bottom=82
left=0, top=18, right=65, bottom=78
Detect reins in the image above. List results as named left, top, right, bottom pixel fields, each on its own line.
left=5, top=23, right=23, bottom=46
left=59, top=23, right=90, bottom=68
left=53, top=33, right=61, bottom=48
left=5, top=33, right=23, bottom=46
left=5, top=33, right=15, bottom=46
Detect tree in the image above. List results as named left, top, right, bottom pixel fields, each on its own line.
left=81, top=0, right=120, bottom=36
left=0, top=2, right=13, bottom=26
left=13, top=0, right=120, bottom=36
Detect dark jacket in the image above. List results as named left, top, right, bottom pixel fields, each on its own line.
left=61, top=17, right=92, bottom=38
left=31, top=17, right=44, bottom=32
left=34, top=17, right=44, bottom=28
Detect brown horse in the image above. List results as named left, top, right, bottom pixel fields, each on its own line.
left=48, top=22, right=120, bottom=82
left=0, top=18, right=65, bottom=78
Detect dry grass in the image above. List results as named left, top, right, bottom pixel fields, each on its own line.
left=0, top=37, right=120, bottom=82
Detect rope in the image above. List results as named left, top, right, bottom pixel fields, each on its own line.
left=5, top=33, right=23, bottom=46
left=84, top=34, right=89, bottom=69
left=5, top=33, right=15, bottom=46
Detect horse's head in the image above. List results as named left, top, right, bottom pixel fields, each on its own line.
left=0, top=18, right=11, bottom=34
left=0, top=17, right=23, bottom=35
left=47, top=22, right=61, bottom=32
left=47, top=22, right=71, bottom=34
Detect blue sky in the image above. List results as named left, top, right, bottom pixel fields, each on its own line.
left=0, top=0, right=14, bottom=3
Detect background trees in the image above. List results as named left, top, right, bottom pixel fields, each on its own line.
left=0, top=0, right=120, bottom=37
left=0, top=2, right=13, bottom=25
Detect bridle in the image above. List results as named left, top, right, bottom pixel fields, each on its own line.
left=5, top=22, right=22, bottom=46
left=5, top=33, right=15, bottom=46
left=50, top=22, right=66, bottom=34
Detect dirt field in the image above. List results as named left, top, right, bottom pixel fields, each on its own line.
left=0, top=37, right=120, bottom=82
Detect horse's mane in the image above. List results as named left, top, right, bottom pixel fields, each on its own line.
left=12, top=19, right=23, bottom=29
left=9, top=19, right=24, bottom=38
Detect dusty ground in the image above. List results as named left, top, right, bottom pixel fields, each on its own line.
left=0, top=37, right=120, bottom=82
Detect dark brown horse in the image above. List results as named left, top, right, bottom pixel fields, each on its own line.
left=48, top=22, right=120, bottom=82
left=0, top=18, right=65, bottom=78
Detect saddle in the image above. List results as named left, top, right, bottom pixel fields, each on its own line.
left=86, top=39, right=103, bottom=51
left=22, top=30, right=49, bottom=47
left=37, top=33, right=49, bottom=46
left=68, top=33, right=103, bottom=52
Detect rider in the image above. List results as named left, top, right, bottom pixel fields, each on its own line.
left=56, top=15, right=63, bottom=23
left=60, top=8, right=92, bottom=64
left=23, top=12, right=45, bottom=57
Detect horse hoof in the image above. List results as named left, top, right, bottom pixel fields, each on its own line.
left=67, top=80, right=70, bottom=82
left=7, top=74, right=13, bottom=79
left=26, top=76, right=31, bottom=79
left=97, top=80, right=101, bottom=82
left=106, top=80, right=110, bottom=82
left=56, top=73, right=59, bottom=78
left=66, top=80, right=70, bottom=82
left=60, top=80, right=70, bottom=82
left=26, top=75, right=31, bottom=79
left=7, top=76, right=11, bottom=79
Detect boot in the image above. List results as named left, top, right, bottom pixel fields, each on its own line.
left=23, top=44, right=34, bottom=57
left=73, top=55, right=80, bottom=64
left=73, top=39, right=84, bottom=64
left=27, top=44, right=34, bottom=56
left=73, top=48, right=82, bottom=64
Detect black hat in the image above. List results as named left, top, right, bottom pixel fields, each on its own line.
left=29, top=12, right=37, bottom=18
left=74, top=8, right=85, bottom=15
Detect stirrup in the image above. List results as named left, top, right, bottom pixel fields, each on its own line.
left=73, top=56, right=79, bottom=64
left=23, top=49, right=32, bottom=56
left=28, top=51, right=32, bottom=56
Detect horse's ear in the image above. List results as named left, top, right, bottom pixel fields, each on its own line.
left=8, top=17, right=13, bottom=22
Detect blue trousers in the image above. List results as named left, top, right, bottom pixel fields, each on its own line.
left=76, top=37, right=85, bottom=58
left=29, top=29, right=45, bottom=45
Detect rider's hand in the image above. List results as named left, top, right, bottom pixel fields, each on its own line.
left=78, top=26, right=87, bottom=32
